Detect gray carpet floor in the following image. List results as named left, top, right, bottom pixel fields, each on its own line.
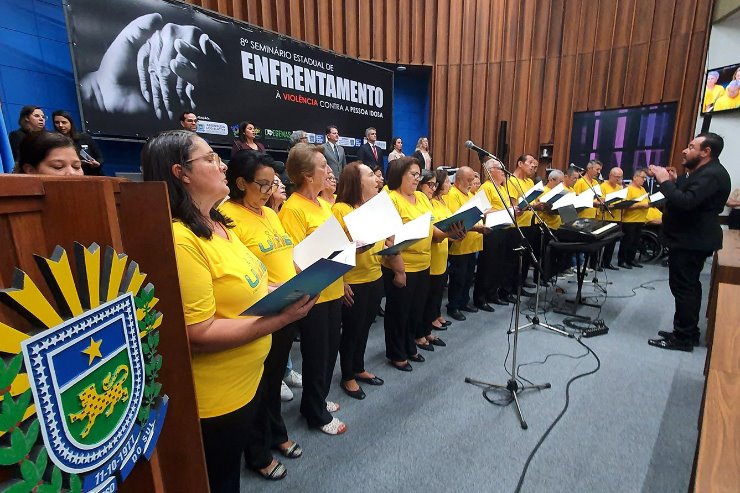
left=240, top=259, right=710, bottom=492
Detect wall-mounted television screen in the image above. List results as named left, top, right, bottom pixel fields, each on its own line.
left=569, top=103, right=677, bottom=181
left=701, top=62, right=740, bottom=114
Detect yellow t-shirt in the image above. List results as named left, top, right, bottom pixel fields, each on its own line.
left=219, top=201, right=296, bottom=283
left=537, top=186, right=562, bottom=230
left=447, top=186, right=483, bottom=255
left=481, top=180, right=511, bottom=212
left=506, top=175, right=534, bottom=227
left=574, top=176, right=599, bottom=219
left=173, top=221, right=270, bottom=419
left=621, top=185, right=649, bottom=223
left=599, top=181, right=623, bottom=222
left=383, top=190, right=433, bottom=272
left=430, top=197, right=451, bottom=275
left=279, top=193, right=343, bottom=303
left=646, top=207, right=663, bottom=223
left=332, top=201, right=382, bottom=284
left=713, top=93, right=740, bottom=111
left=703, top=84, right=725, bottom=112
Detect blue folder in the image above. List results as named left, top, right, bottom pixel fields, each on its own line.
left=242, top=258, right=353, bottom=316
left=433, top=206, right=482, bottom=232
left=375, top=238, right=423, bottom=256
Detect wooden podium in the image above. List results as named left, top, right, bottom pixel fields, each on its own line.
left=0, top=175, right=209, bottom=492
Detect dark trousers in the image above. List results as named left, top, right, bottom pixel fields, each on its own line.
left=423, top=272, right=447, bottom=328
left=668, top=248, right=710, bottom=338
left=619, top=222, right=643, bottom=264
left=473, top=229, right=506, bottom=303
left=447, top=253, right=477, bottom=311
left=340, top=278, right=383, bottom=381
left=298, top=299, right=342, bottom=427
left=250, top=322, right=296, bottom=449
left=600, top=223, right=621, bottom=266
left=383, top=267, right=429, bottom=361
left=200, top=392, right=271, bottom=493
left=519, top=226, right=541, bottom=283
left=501, top=228, right=519, bottom=294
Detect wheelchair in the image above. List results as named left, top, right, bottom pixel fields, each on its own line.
left=637, top=226, right=667, bottom=263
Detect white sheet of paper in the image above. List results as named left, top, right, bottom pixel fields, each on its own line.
left=485, top=208, right=515, bottom=228
left=649, top=192, right=665, bottom=203
left=572, top=189, right=595, bottom=209
left=635, top=193, right=649, bottom=202
left=593, top=184, right=603, bottom=196
left=343, top=190, right=403, bottom=245
left=394, top=212, right=432, bottom=244
left=551, top=191, right=576, bottom=210
left=330, top=243, right=358, bottom=267
left=458, top=189, right=492, bottom=213
left=604, top=187, right=628, bottom=203
left=292, top=215, right=353, bottom=271
left=516, top=181, right=545, bottom=208
left=537, top=183, right=565, bottom=204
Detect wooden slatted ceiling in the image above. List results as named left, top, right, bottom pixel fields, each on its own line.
left=186, top=0, right=712, bottom=173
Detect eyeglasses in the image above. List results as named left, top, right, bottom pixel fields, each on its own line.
left=424, top=181, right=438, bottom=189
left=253, top=180, right=278, bottom=193
left=186, top=151, right=222, bottom=168
left=409, top=171, right=421, bottom=179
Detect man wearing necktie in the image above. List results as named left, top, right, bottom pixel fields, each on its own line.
left=323, top=125, right=347, bottom=178
left=357, top=127, right=385, bottom=172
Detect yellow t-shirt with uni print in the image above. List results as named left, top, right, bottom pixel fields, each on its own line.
left=332, top=201, right=382, bottom=284
left=173, top=221, right=270, bottom=419
left=430, top=197, right=451, bottom=275
left=279, top=192, right=343, bottom=303
left=219, top=201, right=296, bottom=283
left=384, top=190, right=433, bottom=272
left=447, top=186, right=483, bottom=255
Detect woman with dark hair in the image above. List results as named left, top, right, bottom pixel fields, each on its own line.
left=332, top=162, right=392, bottom=399
left=218, top=150, right=304, bottom=463
left=231, top=121, right=265, bottom=157
left=423, top=169, right=455, bottom=331
left=383, top=157, right=461, bottom=371
left=52, top=110, right=105, bottom=176
left=15, top=131, right=83, bottom=176
left=9, top=105, right=46, bottom=160
left=267, top=176, right=287, bottom=212
left=278, top=143, right=347, bottom=435
left=141, top=130, right=315, bottom=491
left=372, top=165, right=385, bottom=191
left=387, top=137, right=404, bottom=162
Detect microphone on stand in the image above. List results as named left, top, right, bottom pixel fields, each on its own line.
left=465, top=141, right=513, bottom=175
left=569, top=163, right=585, bottom=172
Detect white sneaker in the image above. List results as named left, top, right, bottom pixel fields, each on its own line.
left=280, top=381, right=294, bottom=402
left=284, top=370, right=303, bottom=388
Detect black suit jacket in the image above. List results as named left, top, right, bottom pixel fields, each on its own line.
left=660, top=159, right=731, bottom=252
left=356, top=142, right=384, bottom=169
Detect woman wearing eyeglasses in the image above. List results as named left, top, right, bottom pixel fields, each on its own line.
left=383, top=157, right=461, bottom=371
left=279, top=143, right=347, bottom=435
left=141, top=131, right=316, bottom=491
left=218, top=150, right=305, bottom=465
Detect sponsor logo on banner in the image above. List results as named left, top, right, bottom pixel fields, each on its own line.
left=306, top=132, right=316, bottom=143
left=338, top=136, right=355, bottom=147
left=314, top=134, right=325, bottom=144
left=0, top=244, right=168, bottom=493
left=197, top=121, right=229, bottom=136
left=264, top=128, right=293, bottom=141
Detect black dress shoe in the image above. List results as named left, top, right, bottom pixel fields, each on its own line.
left=340, top=382, right=366, bottom=400
left=505, top=294, right=518, bottom=304
left=617, top=261, right=632, bottom=270
left=603, top=264, right=619, bottom=271
left=390, top=361, right=413, bottom=372
left=356, top=375, right=384, bottom=385
left=428, top=337, right=446, bottom=347
left=448, top=309, right=466, bottom=321
left=657, top=331, right=700, bottom=347
left=474, top=303, right=495, bottom=312
left=648, top=337, right=694, bottom=352
left=431, top=324, right=447, bottom=331
left=408, top=353, right=425, bottom=363
left=595, top=266, right=604, bottom=272
left=460, top=304, right=479, bottom=313
left=523, top=281, right=537, bottom=289
left=442, top=320, right=452, bottom=327
left=416, top=341, right=434, bottom=351
left=629, top=262, right=643, bottom=268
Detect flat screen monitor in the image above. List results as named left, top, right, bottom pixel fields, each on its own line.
left=701, top=63, right=740, bottom=115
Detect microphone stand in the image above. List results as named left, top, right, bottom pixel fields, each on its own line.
left=464, top=154, right=550, bottom=430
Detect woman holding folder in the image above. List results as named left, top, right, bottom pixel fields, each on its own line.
left=141, top=131, right=315, bottom=490
left=332, top=163, right=389, bottom=399
left=424, top=169, right=455, bottom=331
left=279, top=143, right=347, bottom=435
left=219, top=150, right=304, bottom=462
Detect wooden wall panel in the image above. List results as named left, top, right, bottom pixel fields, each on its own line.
left=190, top=0, right=712, bottom=170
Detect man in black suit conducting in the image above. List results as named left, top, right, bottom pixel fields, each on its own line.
left=356, top=127, right=384, bottom=171
left=647, top=133, right=731, bottom=352
left=323, top=125, right=347, bottom=178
